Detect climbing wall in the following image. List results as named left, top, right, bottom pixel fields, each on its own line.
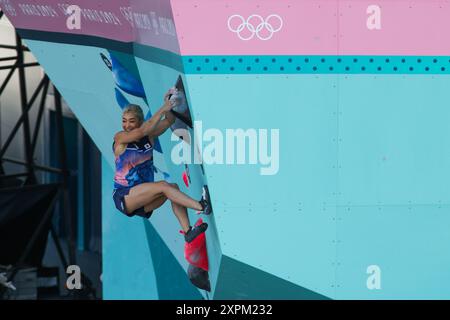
left=3, top=0, right=450, bottom=299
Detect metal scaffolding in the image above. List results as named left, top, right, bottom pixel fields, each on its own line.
left=0, top=11, right=95, bottom=299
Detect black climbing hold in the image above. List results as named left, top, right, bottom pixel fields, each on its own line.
left=188, top=264, right=211, bottom=292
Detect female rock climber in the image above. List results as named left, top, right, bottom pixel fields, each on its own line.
left=112, top=89, right=211, bottom=243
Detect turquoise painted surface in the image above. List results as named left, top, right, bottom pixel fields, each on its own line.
left=185, top=74, right=450, bottom=299
left=338, top=75, right=450, bottom=205
left=336, top=205, right=450, bottom=299
left=143, top=220, right=203, bottom=300
left=185, top=74, right=339, bottom=297
left=102, top=157, right=159, bottom=300
left=23, top=40, right=126, bottom=169
left=134, top=58, right=222, bottom=296
left=214, top=256, right=331, bottom=300
left=183, top=55, right=450, bottom=74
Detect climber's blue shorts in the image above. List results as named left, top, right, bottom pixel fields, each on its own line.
left=112, top=187, right=153, bottom=219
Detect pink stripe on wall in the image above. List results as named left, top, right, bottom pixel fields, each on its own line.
left=338, top=0, right=450, bottom=55
left=2, top=0, right=180, bottom=53
left=171, top=0, right=339, bottom=56
left=4, top=0, right=133, bottom=42
left=171, top=0, right=450, bottom=56
left=4, top=0, right=450, bottom=56
left=132, top=0, right=180, bottom=54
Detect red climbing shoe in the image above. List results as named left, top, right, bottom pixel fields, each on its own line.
left=184, top=218, right=209, bottom=271
left=181, top=222, right=208, bottom=243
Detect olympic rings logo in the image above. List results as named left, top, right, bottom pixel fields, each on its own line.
left=227, top=14, right=283, bottom=41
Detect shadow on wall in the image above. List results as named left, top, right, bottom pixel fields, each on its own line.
left=143, top=219, right=204, bottom=300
